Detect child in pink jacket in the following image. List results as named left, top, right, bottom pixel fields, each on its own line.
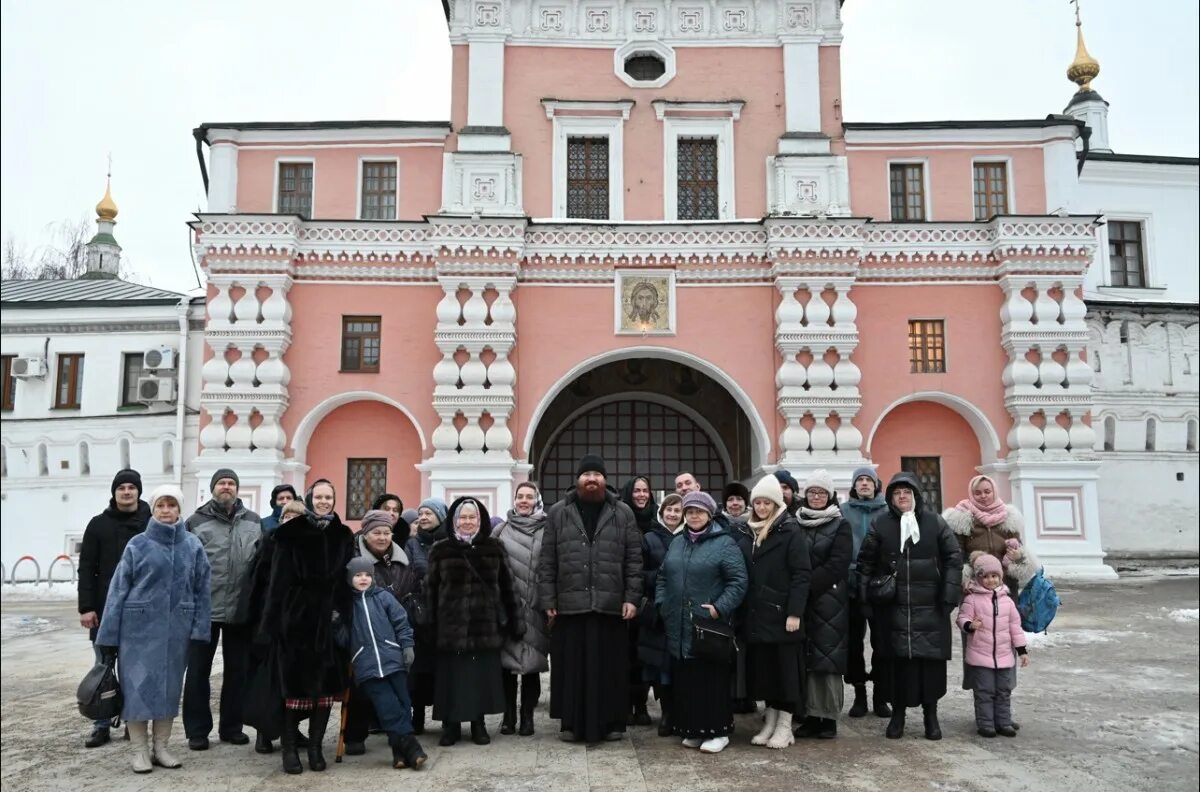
left=957, top=552, right=1029, bottom=738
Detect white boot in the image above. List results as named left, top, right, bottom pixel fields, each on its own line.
left=152, top=719, right=182, bottom=769
left=128, top=721, right=152, bottom=774
left=766, top=711, right=794, bottom=750
left=751, top=707, right=779, bottom=746
left=700, top=736, right=729, bottom=753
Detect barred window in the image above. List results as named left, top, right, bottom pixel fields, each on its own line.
left=908, top=319, right=946, bottom=373
left=973, top=162, right=1009, bottom=219
left=278, top=162, right=313, bottom=219
left=889, top=163, right=926, bottom=221
left=1108, top=221, right=1146, bottom=288
left=566, top=137, right=609, bottom=220
left=361, top=161, right=398, bottom=220
left=677, top=137, right=719, bottom=221
left=900, top=456, right=943, bottom=514
left=341, top=316, right=381, bottom=372
left=347, top=458, right=387, bottom=521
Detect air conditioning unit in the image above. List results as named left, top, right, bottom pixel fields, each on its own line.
left=142, top=347, right=177, bottom=371
left=137, top=375, right=177, bottom=403
left=11, top=356, right=47, bottom=378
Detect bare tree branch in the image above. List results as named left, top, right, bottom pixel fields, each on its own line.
left=2, top=217, right=134, bottom=281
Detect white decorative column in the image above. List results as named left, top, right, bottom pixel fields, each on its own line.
left=994, top=249, right=1115, bottom=578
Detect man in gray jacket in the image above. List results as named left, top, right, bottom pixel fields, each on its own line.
left=183, top=468, right=263, bottom=750
left=540, top=454, right=642, bottom=743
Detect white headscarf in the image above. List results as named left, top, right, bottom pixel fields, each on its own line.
left=900, top=510, right=920, bottom=549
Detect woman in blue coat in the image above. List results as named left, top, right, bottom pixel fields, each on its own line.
left=655, top=491, right=748, bottom=754
left=96, top=484, right=212, bottom=774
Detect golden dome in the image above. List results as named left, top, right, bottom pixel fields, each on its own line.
left=1067, top=13, right=1100, bottom=92
left=95, top=178, right=119, bottom=222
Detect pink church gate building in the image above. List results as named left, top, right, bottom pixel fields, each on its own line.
left=189, top=0, right=1113, bottom=577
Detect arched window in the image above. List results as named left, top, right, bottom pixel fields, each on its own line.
left=1, top=446, right=7, bottom=478
left=37, top=443, right=48, bottom=476
left=162, top=440, right=174, bottom=474
left=1103, top=416, right=1116, bottom=452
left=79, top=442, right=90, bottom=476
left=1145, top=417, right=1157, bottom=452
left=119, top=438, right=131, bottom=470
left=1187, top=419, right=1198, bottom=453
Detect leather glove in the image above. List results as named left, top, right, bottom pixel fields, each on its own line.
left=403, top=647, right=415, bottom=671
left=96, top=645, right=118, bottom=663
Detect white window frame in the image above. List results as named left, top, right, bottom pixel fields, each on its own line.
left=272, top=156, right=317, bottom=217
left=663, top=117, right=736, bottom=221
left=885, top=157, right=932, bottom=222
left=356, top=156, right=401, bottom=221
left=548, top=109, right=628, bottom=221
left=1099, top=212, right=1158, bottom=291
left=970, top=156, right=1015, bottom=219
left=614, top=39, right=676, bottom=89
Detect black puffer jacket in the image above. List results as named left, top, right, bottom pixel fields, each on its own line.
left=857, top=473, right=962, bottom=661
left=799, top=511, right=852, bottom=674
left=426, top=498, right=522, bottom=653
left=539, top=489, right=643, bottom=616
left=744, top=510, right=811, bottom=644
left=637, top=522, right=675, bottom=669
left=77, top=500, right=150, bottom=639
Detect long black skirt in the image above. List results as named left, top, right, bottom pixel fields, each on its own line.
left=745, top=642, right=805, bottom=713
left=886, top=657, right=947, bottom=708
left=670, top=657, right=734, bottom=738
left=433, top=649, right=504, bottom=723
left=549, top=613, right=628, bottom=742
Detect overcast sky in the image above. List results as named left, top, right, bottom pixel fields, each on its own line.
left=2, top=0, right=1196, bottom=294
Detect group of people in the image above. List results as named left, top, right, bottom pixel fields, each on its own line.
left=76, top=455, right=1040, bottom=774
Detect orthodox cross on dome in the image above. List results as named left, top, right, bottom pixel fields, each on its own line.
left=1067, top=0, right=1100, bottom=92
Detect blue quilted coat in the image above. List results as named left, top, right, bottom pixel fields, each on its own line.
left=96, top=517, right=212, bottom=721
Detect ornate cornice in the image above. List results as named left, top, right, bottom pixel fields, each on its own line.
left=1, top=320, right=203, bottom=335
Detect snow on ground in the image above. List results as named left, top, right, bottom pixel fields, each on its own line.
left=1167, top=608, right=1200, bottom=623
left=1024, top=629, right=1135, bottom=648
left=1, top=582, right=77, bottom=602
left=0, top=614, right=59, bottom=640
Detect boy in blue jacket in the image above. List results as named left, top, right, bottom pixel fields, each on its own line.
left=337, top=557, right=427, bottom=769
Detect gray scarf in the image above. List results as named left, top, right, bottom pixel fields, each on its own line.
left=796, top=503, right=842, bottom=528
left=503, top=509, right=546, bottom=536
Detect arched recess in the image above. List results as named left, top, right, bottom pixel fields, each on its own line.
left=302, top=398, right=425, bottom=525
left=522, top=346, right=772, bottom=472
left=291, top=390, right=428, bottom=466
left=865, top=391, right=1002, bottom=465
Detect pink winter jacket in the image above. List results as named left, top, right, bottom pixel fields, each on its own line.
left=956, top=580, right=1027, bottom=669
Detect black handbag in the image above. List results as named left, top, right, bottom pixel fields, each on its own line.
left=690, top=613, right=737, bottom=665
left=401, top=588, right=431, bottom=627
left=77, top=654, right=122, bottom=722
left=866, top=562, right=897, bottom=605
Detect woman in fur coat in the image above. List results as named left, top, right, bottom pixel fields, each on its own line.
left=943, top=475, right=1038, bottom=597
left=258, top=479, right=354, bottom=774
left=96, top=485, right=211, bottom=774
left=493, top=482, right=551, bottom=736
left=426, top=497, right=524, bottom=747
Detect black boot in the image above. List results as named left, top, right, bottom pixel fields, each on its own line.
left=84, top=725, right=111, bottom=748
left=518, top=675, right=538, bottom=736
left=922, top=704, right=941, bottom=741
left=306, top=708, right=330, bottom=771
left=817, top=718, right=838, bottom=739
left=399, top=734, right=427, bottom=769
left=439, top=722, right=460, bottom=747
left=656, top=686, right=672, bottom=737
left=885, top=708, right=905, bottom=739
left=280, top=712, right=303, bottom=775
left=793, top=716, right=821, bottom=739
left=848, top=685, right=868, bottom=718
left=501, top=674, right=517, bottom=735
left=294, top=727, right=310, bottom=749
left=518, top=706, right=535, bottom=737
left=412, top=705, right=426, bottom=736
left=872, top=687, right=892, bottom=718
left=255, top=732, right=275, bottom=754
left=471, top=718, right=491, bottom=745
left=631, top=683, right=652, bottom=726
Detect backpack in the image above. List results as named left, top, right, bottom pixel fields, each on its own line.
left=1017, top=568, right=1061, bottom=633
left=77, top=654, right=122, bottom=722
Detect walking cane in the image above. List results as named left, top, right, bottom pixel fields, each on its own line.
left=334, top=678, right=351, bottom=763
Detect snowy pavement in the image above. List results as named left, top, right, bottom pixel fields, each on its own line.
left=1, top=575, right=1196, bottom=792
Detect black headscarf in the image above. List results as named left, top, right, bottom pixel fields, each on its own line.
left=620, top=475, right=657, bottom=535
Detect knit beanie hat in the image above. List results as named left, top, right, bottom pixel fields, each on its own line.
left=804, top=468, right=835, bottom=498
left=270, top=484, right=298, bottom=505
left=773, top=468, right=799, bottom=494
left=148, top=484, right=185, bottom=515
left=210, top=468, right=239, bottom=492
left=971, top=551, right=1003, bottom=579
left=850, top=466, right=882, bottom=495
left=346, top=556, right=375, bottom=585
left=576, top=454, right=607, bottom=478
left=111, top=468, right=143, bottom=496
left=681, top=490, right=717, bottom=517
left=750, top=474, right=785, bottom=510
left=418, top=498, right=448, bottom=523
left=400, top=508, right=419, bottom=526
left=359, top=509, right=396, bottom=535
left=721, top=481, right=750, bottom=505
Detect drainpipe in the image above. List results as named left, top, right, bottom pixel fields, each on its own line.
left=1076, top=124, right=1092, bottom=176
left=193, top=126, right=210, bottom=194
left=174, top=297, right=189, bottom=486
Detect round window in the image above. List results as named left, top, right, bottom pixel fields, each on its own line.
left=624, top=53, right=666, bottom=82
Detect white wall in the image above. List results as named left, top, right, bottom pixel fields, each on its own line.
left=1097, top=455, right=1200, bottom=555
